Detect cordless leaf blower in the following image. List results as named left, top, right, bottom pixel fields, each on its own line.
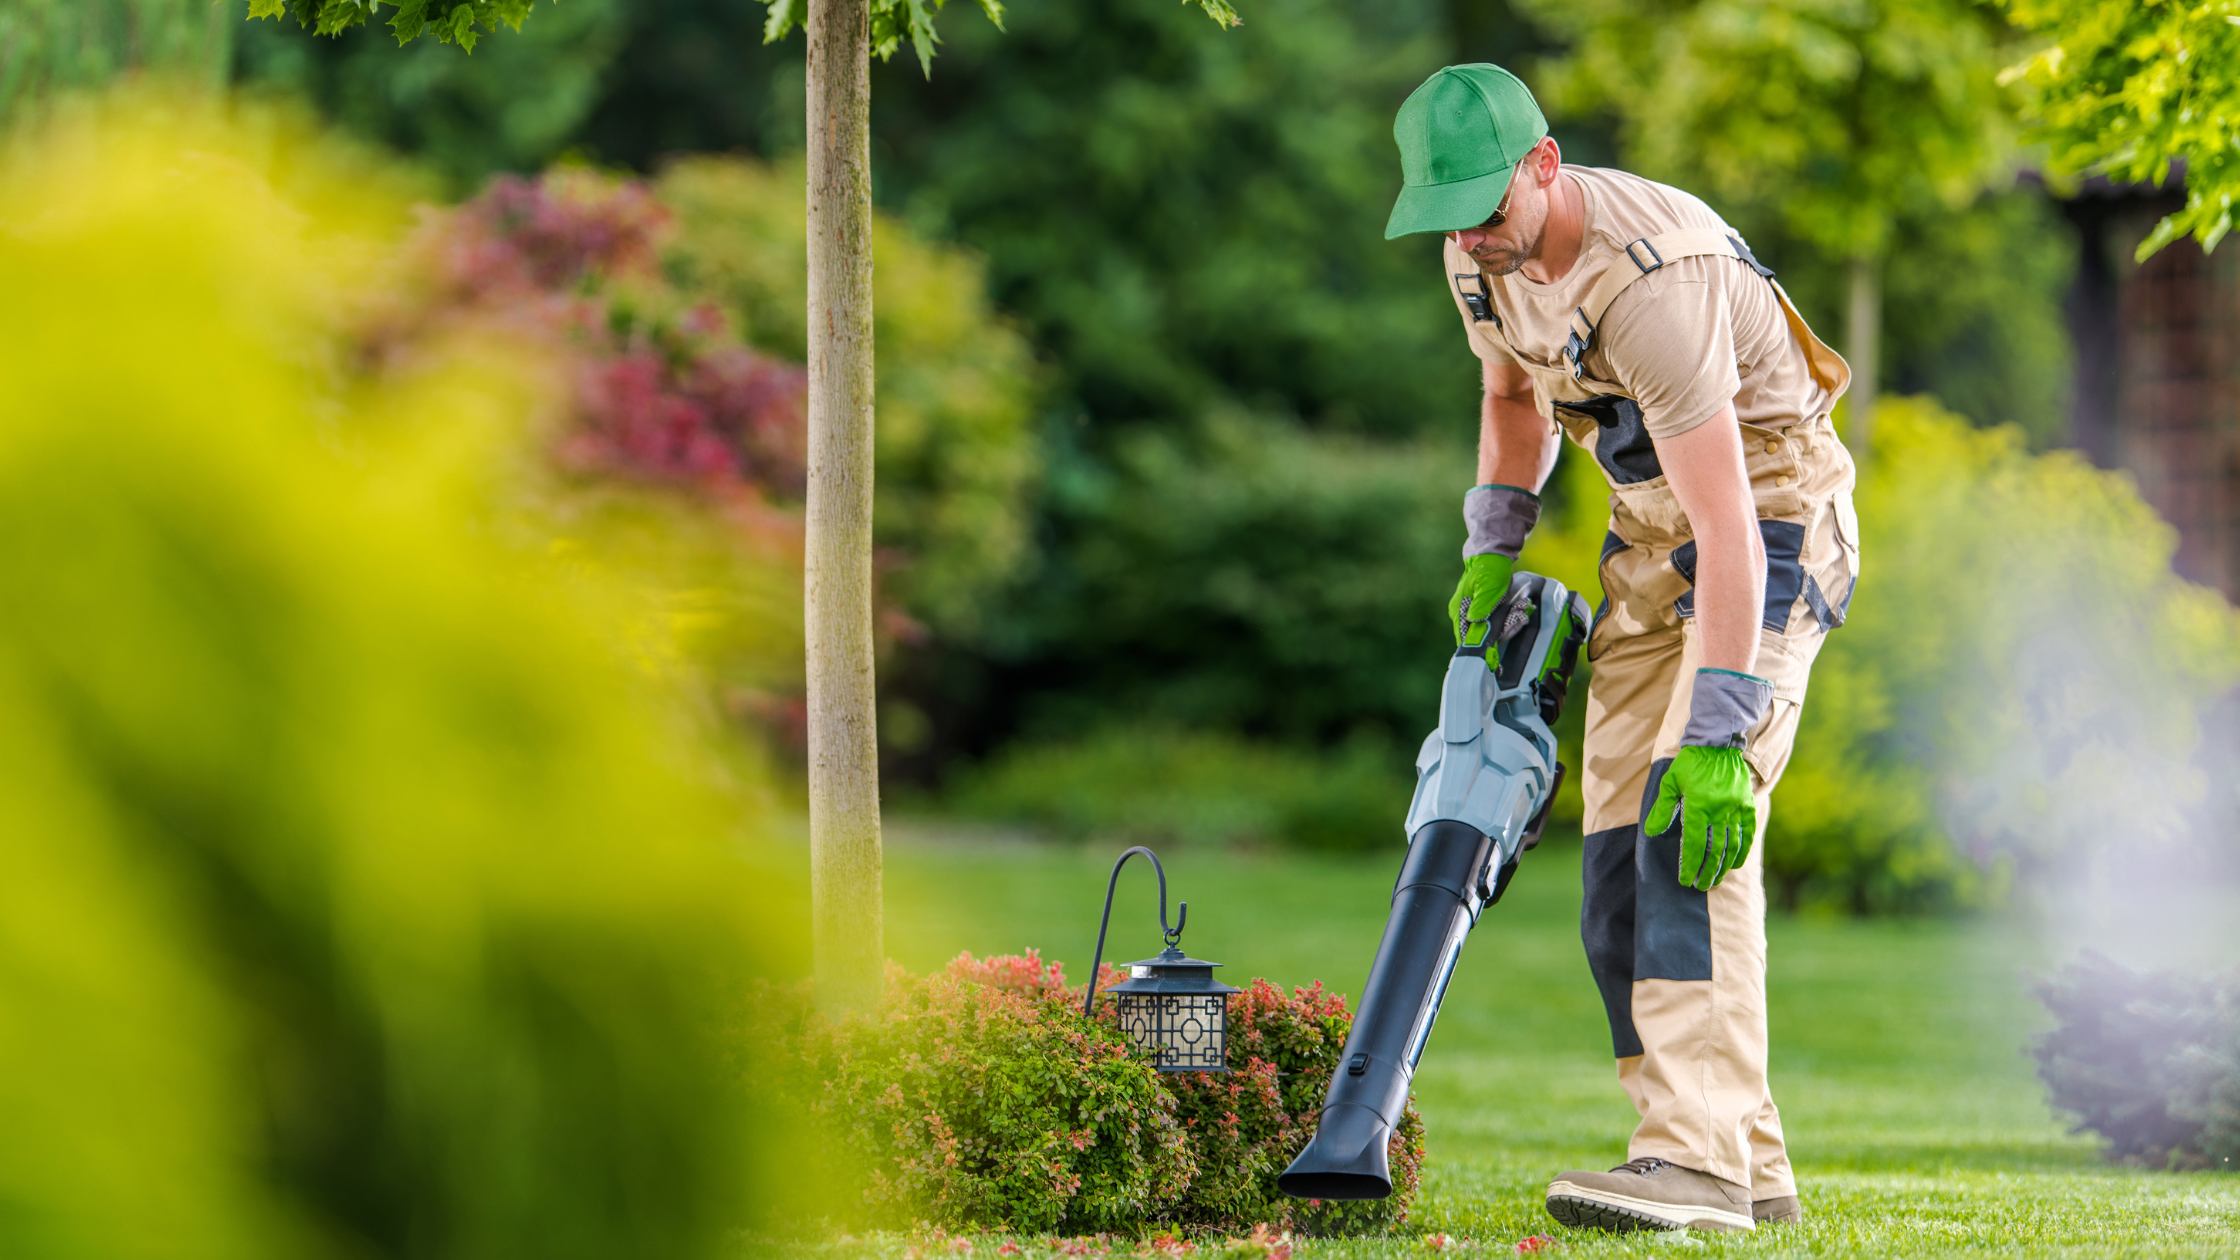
left=1277, top=572, right=1589, bottom=1201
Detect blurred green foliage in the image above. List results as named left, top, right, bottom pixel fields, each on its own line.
left=1769, top=398, right=2240, bottom=912
left=1516, top=0, right=2078, bottom=443
left=237, top=0, right=629, bottom=190
left=657, top=155, right=1043, bottom=641
left=947, top=724, right=1408, bottom=851
left=981, top=413, right=1462, bottom=743
left=2002, top=0, right=2240, bottom=259
left=868, top=0, right=1466, bottom=439
left=1523, top=0, right=2020, bottom=265
left=1746, top=188, right=2078, bottom=445
left=0, top=0, right=233, bottom=123
left=0, top=93, right=799, bottom=1256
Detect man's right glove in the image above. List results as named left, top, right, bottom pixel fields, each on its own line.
left=1644, top=668, right=1773, bottom=891
left=1451, top=484, right=1540, bottom=646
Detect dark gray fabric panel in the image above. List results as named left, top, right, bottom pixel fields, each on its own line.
left=1801, top=573, right=1841, bottom=632
left=1556, top=394, right=1663, bottom=485
left=1759, top=519, right=1806, bottom=632
left=1580, top=824, right=1645, bottom=1059
left=1634, top=758, right=1714, bottom=982
left=1668, top=522, right=1807, bottom=628
left=1671, top=539, right=1700, bottom=619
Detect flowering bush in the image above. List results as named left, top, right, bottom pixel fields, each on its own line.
left=353, top=162, right=1041, bottom=754
left=386, top=168, right=812, bottom=505
left=769, top=952, right=1423, bottom=1235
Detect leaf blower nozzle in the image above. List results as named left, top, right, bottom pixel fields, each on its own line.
left=1278, top=574, right=1588, bottom=1201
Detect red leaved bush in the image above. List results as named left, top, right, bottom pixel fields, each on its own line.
left=757, top=961, right=1194, bottom=1235
left=393, top=169, right=811, bottom=503
left=939, top=953, right=1424, bottom=1233
left=748, top=953, right=1421, bottom=1234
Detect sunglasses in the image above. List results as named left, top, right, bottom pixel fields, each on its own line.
left=1477, top=158, right=1527, bottom=229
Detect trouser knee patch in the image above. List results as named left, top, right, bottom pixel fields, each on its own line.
left=1581, top=825, right=1645, bottom=1058
left=1634, top=758, right=1713, bottom=982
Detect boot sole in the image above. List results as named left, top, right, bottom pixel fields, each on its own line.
left=1546, top=1180, right=1755, bottom=1234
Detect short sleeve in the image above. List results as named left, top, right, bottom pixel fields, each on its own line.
left=1441, top=239, right=1519, bottom=366
left=1595, top=256, right=1741, bottom=439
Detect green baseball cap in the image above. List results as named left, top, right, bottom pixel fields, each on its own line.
left=1385, top=64, right=1549, bottom=240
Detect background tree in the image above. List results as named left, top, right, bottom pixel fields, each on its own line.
left=2002, top=0, right=2240, bottom=260
left=1519, top=0, right=2023, bottom=452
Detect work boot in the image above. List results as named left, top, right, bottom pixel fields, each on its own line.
left=1753, top=1195, right=1803, bottom=1224
left=1545, top=1156, right=1755, bottom=1233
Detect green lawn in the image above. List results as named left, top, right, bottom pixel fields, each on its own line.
left=865, top=825, right=2240, bottom=1257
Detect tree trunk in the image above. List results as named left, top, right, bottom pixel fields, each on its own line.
left=1843, top=252, right=1882, bottom=462
left=805, top=0, right=883, bottom=1015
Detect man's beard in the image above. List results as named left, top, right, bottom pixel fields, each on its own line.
left=1467, top=212, right=1545, bottom=277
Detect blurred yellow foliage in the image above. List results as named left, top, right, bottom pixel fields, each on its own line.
left=0, top=92, right=798, bottom=1257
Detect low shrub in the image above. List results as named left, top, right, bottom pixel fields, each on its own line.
left=2033, top=952, right=2240, bottom=1170
left=766, top=952, right=1424, bottom=1234
left=794, top=964, right=1192, bottom=1233
left=1159, top=977, right=1425, bottom=1235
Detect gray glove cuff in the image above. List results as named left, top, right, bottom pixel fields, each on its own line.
left=1681, top=668, right=1773, bottom=749
left=1463, top=483, right=1540, bottom=560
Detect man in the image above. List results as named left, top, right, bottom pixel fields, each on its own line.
left=1384, top=65, right=1861, bottom=1233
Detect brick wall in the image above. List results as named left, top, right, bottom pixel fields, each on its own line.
left=2066, top=189, right=2240, bottom=598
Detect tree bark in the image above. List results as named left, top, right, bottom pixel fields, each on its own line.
left=805, top=0, right=883, bottom=1015
left=1843, top=252, right=1882, bottom=462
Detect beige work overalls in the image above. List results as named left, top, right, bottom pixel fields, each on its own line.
left=1464, top=229, right=1861, bottom=1196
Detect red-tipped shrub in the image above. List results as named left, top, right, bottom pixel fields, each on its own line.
left=782, top=953, right=1424, bottom=1234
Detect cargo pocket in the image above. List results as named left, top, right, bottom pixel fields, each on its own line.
left=1799, top=491, right=1861, bottom=633
left=1740, top=628, right=1818, bottom=789
left=1740, top=420, right=1807, bottom=519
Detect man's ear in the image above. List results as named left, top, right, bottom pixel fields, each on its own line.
left=1533, top=137, right=1564, bottom=185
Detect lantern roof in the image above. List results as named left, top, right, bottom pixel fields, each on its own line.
left=1104, top=944, right=1242, bottom=995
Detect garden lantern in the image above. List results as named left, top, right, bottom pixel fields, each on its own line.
left=1084, top=846, right=1239, bottom=1072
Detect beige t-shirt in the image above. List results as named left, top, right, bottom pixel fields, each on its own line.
left=1443, top=166, right=1833, bottom=439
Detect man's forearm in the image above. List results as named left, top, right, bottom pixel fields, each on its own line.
left=1478, top=391, right=1556, bottom=490
left=1656, top=404, right=1763, bottom=676
left=1689, top=524, right=1765, bottom=675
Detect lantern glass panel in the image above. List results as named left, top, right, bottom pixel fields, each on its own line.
left=1115, top=990, right=1229, bottom=1072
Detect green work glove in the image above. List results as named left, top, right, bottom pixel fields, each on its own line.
left=1645, top=745, right=1756, bottom=891
left=1450, top=553, right=1515, bottom=647
left=1645, top=668, right=1774, bottom=890
left=1452, top=484, right=1541, bottom=647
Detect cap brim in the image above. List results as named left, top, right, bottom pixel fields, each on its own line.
left=1384, top=166, right=1512, bottom=240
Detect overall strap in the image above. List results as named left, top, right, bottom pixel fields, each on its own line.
left=1559, top=229, right=1776, bottom=381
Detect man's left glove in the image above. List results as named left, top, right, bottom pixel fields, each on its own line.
left=1645, top=668, right=1773, bottom=891
left=1450, top=484, right=1540, bottom=646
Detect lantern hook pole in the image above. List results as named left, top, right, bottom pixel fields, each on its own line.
left=1084, top=845, right=1181, bottom=1017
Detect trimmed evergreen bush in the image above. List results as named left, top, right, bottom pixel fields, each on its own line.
left=2034, top=952, right=2240, bottom=1170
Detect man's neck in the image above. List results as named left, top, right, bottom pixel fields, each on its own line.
left=1521, top=169, right=1585, bottom=286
